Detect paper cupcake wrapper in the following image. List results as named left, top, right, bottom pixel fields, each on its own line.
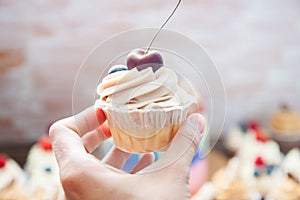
left=96, top=99, right=191, bottom=139
left=95, top=99, right=195, bottom=153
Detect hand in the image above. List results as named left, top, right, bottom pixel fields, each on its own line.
left=49, top=106, right=205, bottom=200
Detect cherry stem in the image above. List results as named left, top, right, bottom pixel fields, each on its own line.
left=145, top=0, right=182, bottom=54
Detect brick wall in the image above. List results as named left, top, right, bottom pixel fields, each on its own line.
left=0, top=0, right=299, bottom=144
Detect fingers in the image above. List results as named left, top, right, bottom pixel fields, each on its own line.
left=102, top=147, right=131, bottom=169
left=64, top=106, right=107, bottom=137
left=167, top=113, right=205, bottom=169
left=140, top=113, right=205, bottom=173
left=49, top=106, right=108, bottom=167
left=81, top=121, right=112, bottom=153
left=49, top=121, right=87, bottom=168
left=130, top=153, right=155, bottom=174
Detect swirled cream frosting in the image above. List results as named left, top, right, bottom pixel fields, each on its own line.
left=97, top=67, right=196, bottom=110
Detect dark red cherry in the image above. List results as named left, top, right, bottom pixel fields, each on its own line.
left=126, top=49, right=163, bottom=72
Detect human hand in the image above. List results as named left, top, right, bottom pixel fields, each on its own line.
left=49, top=106, right=205, bottom=200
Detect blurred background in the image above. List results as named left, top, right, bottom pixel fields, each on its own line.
left=0, top=0, right=300, bottom=163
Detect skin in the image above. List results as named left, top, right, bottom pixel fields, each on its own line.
left=49, top=106, right=205, bottom=200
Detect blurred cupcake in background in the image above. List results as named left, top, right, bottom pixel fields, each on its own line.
left=225, top=121, right=250, bottom=155
left=0, top=154, right=28, bottom=199
left=270, top=104, right=300, bottom=153
left=195, top=157, right=262, bottom=200
left=25, top=136, right=62, bottom=199
left=225, top=120, right=270, bottom=157
left=195, top=133, right=283, bottom=199
left=236, top=128, right=283, bottom=198
left=266, top=148, right=300, bottom=200
left=247, top=155, right=283, bottom=198
left=271, top=104, right=300, bottom=135
left=236, top=121, right=282, bottom=164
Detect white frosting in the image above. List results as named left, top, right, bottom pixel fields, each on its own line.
left=282, top=148, right=300, bottom=182
left=29, top=172, right=61, bottom=198
left=0, top=159, right=24, bottom=190
left=261, top=141, right=282, bottom=165
left=97, top=67, right=196, bottom=111
left=225, top=157, right=242, bottom=180
left=225, top=126, right=245, bottom=152
left=237, top=138, right=282, bottom=166
left=25, top=144, right=61, bottom=197
left=25, top=144, right=59, bottom=176
left=224, top=156, right=284, bottom=196
left=236, top=132, right=259, bottom=162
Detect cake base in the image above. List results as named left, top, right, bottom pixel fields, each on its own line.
left=110, top=125, right=180, bottom=153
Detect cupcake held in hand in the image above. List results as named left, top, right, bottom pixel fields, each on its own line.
left=95, top=49, right=198, bottom=153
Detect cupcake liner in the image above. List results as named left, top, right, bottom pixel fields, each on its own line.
left=96, top=99, right=194, bottom=153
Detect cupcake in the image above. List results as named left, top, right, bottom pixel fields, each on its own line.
left=247, top=155, right=283, bottom=197
left=236, top=123, right=274, bottom=163
left=225, top=121, right=254, bottom=154
left=266, top=148, right=300, bottom=200
left=0, top=154, right=28, bottom=199
left=95, top=49, right=197, bottom=153
left=270, top=104, right=300, bottom=153
left=206, top=158, right=261, bottom=200
left=236, top=136, right=283, bottom=198
left=235, top=128, right=283, bottom=196
left=225, top=120, right=270, bottom=156
left=25, top=136, right=62, bottom=199
left=223, top=135, right=282, bottom=198
left=271, top=105, right=300, bottom=136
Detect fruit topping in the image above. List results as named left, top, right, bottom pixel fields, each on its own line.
left=108, top=64, right=128, bottom=74
left=248, top=120, right=259, bottom=131
left=255, top=156, right=265, bottom=167
left=255, top=129, right=268, bottom=143
left=0, top=154, right=8, bottom=168
left=126, top=49, right=163, bottom=72
left=38, top=136, right=52, bottom=151
left=44, top=167, right=52, bottom=173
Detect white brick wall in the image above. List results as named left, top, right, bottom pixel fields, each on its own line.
left=0, top=0, right=299, bottom=143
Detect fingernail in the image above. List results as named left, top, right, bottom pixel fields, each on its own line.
left=187, top=113, right=204, bottom=133
left=95, top=107, right=106, bottom=125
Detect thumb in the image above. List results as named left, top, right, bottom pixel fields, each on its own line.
left=140, top=113, right=205, bottom=174
left=167, top=113, right=205, bottom=169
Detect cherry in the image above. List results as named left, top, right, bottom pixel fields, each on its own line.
left=38, top=136, right=52, bottom=151
left=248, top=120, right=259, bottom=131
left=0, top=154, right=8, bottom=168
left=255, top=130, right=268, bottom=143
left=255, top=156, right=265, bottom=167
left=126, top=49, right=163, bottom=72
left=126, top=0, right=182, bottom=72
